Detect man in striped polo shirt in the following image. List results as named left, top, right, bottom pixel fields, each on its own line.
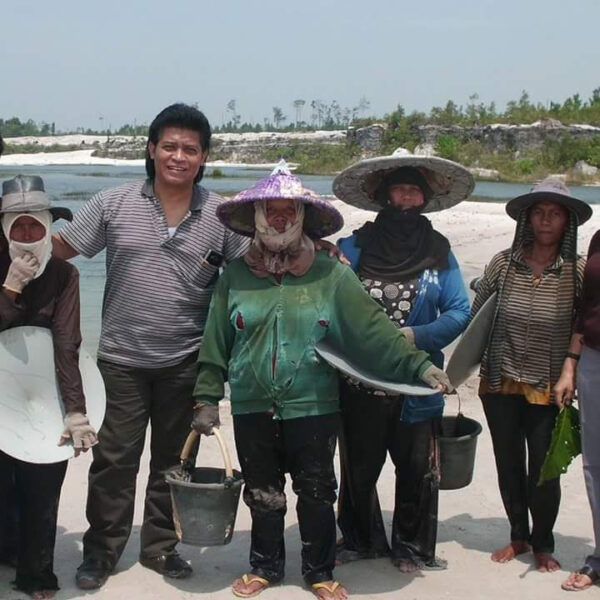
left=52, top=104, right=250, bottom=589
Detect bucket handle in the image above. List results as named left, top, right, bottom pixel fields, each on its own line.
left=180, top=429, right=234, bottom=480
left=445, top=388, right=464, bottom=417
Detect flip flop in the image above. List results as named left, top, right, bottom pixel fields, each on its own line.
left=311, top=580, right=346, bottom=600
left=232, top=573, right=271, bottom=598
left=561, top=566, right=599, bottom=592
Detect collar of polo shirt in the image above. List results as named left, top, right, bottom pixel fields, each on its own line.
left=141, top=179, right=207, bottom=212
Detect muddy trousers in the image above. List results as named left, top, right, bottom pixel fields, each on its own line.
left=82, top=354, right=196, bottom=568
left=337, top=381, right=439, bottom=563
left=233, top=412, right=339, bottom=585
left=481, top=394, right=560, bottom=553
left=0, top=451, right=67, bottom=594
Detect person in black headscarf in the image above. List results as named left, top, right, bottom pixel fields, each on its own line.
left=333, top=156, right=472, bottom=572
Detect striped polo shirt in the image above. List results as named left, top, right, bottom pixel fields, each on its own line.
left=59, top=179, right=250, bottom=368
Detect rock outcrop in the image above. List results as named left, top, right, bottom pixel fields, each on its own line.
left=418, top=120, right=600, bottom=152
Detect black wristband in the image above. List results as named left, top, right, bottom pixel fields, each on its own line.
left=565, top=351, right=581, bottom=361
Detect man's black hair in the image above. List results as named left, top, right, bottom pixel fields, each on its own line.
left=145, top=103, right=211, bottom=184
left=0, top=133, right=4, bottom=157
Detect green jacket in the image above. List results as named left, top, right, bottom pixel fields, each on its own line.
left=193, top=253, right=434, bottom=419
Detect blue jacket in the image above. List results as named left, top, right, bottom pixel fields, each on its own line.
left=339, top=234, right=470, bottom=422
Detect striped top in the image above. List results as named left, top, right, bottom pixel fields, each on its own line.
left=59, top=180, right=250, bottom=368
left=472, top=247, right=585, bottom=390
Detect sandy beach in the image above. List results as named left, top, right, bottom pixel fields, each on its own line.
left=1, top=200, right=600, bottom=600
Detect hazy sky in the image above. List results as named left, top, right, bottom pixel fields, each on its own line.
left=1, top=0, right=599, bottom=131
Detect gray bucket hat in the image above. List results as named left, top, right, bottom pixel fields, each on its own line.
left=506, top=177, right=592, bottom=225
left=1, top=175, right=72, bottom=222
left=333, top=151, right=475, bottom=213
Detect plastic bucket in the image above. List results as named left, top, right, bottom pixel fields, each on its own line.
left=439, top=413, right=482, bottom=490
left=166, top=429, right=243, bottom=546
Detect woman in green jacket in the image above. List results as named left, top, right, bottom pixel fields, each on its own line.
left=191, top=163, right=451, bottom=600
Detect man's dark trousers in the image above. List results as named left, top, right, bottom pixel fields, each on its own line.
left=82, top=353, right=197, bottom=567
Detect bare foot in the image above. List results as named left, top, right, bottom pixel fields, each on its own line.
left=534, top=552, right=561, bottom=572
left=311, top=580, right=348, bottom=600
left=31, top=591, right=56, bottom=600
left=491, top=541, right=531, bottom=563
left=232, top=573, right=270, bottom=597
left=394, top=558, right=420, bottom=573
left=562, top=570, right=597, bottom=591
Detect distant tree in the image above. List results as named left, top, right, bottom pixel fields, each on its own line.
left=353, top=96, right=371, bottom=120
left=226, top=99, right=241, bottom=129
left=272, top=106, right=286, bottom=129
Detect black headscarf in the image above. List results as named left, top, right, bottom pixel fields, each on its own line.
left=356, top=168, right=450, bottom=280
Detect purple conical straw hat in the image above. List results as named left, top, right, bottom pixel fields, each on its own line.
left=217, top=161, right=344, bottom=238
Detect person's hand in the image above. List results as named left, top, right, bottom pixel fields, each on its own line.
left=191, top=403, right=220, bottom=436
left=553, top=372, right=576, bottom=408
left=313, top=239, right=350, bottom=265
left=58, top=412, right=98, bottom=457
left=3, top=253, right=39, bottom=293
left=400, top=327, right=415, bottom=345
left=420, top=365, right=453, bottom=393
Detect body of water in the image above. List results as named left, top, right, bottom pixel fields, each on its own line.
left=0, top=164, right=598, bottom=353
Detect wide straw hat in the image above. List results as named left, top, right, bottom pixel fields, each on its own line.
left=1, top=174, right=72, bottom=222
left=217, top=161, right=344, bottom=238
left=333, top=150, right=475, bottom=213
left=506, top=177, right=592, bottom=225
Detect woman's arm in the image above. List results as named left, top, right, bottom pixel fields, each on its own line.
left=553, top=332, right=584, bottom=407
left=328, top=266, right=433, bottom=384
left=470, top=250, right=507, bottom=319
left=192, top=270, right=235, bottom=405
left=410, top=252, right=471, bottom=352
left=52, top=265, right=86, bottom=414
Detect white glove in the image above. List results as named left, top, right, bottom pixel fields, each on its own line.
left=420, top=365, right=453, bottom=393
left=400, top=327, right=415, bottom=346
left=58, top=412, right=98, bottom=457
left=3, top=253, right=39, bottom=293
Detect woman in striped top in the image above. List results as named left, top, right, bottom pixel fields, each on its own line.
left=471, top=178, right=591, bottom=573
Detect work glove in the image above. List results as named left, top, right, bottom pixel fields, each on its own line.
left=58, top=412, right=98, bottom=457
left=3, top=253, right=39, bottom=293
left=399, top=327, right=415, bottom=346
left=420, top=365, right=454, bottom=393
left=191, top=402, right=220, bottom=436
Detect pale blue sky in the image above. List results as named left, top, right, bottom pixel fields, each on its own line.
left=1, top=0, right=599, bottom=131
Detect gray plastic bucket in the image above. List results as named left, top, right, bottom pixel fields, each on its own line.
left=166, top=430, right=243, bottom=546
left=439, top=413, right=482, bottom=490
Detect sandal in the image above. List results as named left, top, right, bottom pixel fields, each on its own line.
left=311, top=580, right=347, bottom=600
left=232, top=573, right=271, bottom=598
left=561, top=565, right=600, bottom=592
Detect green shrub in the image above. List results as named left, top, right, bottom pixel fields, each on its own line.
left=435, top=135, right=461, bottom=161
left=516, top=159, right=535, bottom=175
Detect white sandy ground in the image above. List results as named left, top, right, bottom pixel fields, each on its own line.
left=2, top=202, right=600, bottom=600
left=0, top=149, right=291, bottom=170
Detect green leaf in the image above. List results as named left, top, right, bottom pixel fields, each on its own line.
left=538, top=405, right=581, bottom=486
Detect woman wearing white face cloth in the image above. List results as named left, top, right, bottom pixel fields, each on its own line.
left=0, top=175, right=98, bottom=599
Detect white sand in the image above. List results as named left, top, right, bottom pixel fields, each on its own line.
left=2, top=202, right=600, bottom=600
left=0, top=149, right=291, bottom=170
left=0, top=149, right=145, bottom=167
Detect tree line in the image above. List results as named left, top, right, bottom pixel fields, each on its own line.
left=2, top=88, right=600, bottom=138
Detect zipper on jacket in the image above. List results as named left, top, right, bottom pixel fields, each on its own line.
left=271, top=315, right=279, bottom=381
